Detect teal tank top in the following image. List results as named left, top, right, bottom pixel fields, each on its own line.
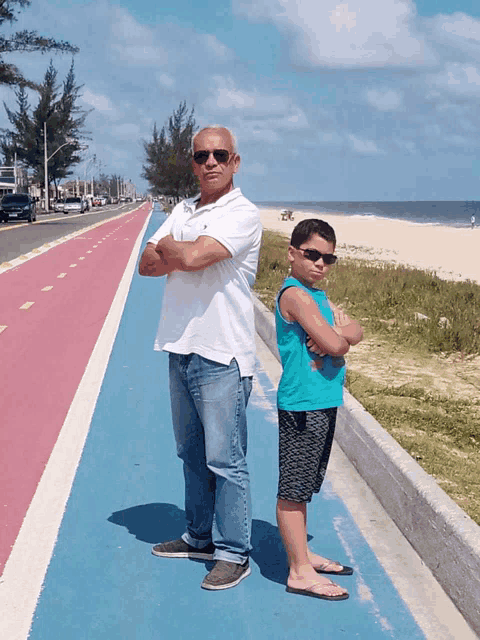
left=275, top=276, right=345, bottom=411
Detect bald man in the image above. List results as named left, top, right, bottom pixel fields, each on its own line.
left=139, top=126, right=262, bottom=590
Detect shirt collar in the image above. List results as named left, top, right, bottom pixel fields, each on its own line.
left=183, top=188, right=242, bottom=214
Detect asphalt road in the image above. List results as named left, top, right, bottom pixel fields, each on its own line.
left=0, top=202, right=140, bottom=263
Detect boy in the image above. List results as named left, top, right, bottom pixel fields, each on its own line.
left=275, top=218, right=363, bottom=601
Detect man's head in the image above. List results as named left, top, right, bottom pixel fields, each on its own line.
left=192, top=126, right=240, bottom=203
left=288, top=218, right=337, bottom=287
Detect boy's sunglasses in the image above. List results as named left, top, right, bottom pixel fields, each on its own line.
left=298, top=248, right=337, bottom=265
left=193, top=149, right=231, bottom=165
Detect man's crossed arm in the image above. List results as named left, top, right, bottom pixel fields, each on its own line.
left=138, top=235, right=231, bottom=277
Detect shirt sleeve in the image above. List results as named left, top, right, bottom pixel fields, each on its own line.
left=147, top=207, right=177, bottom=245
left=201, top=204, right=262, bottom=258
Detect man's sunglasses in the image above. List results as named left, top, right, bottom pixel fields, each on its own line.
left=193, top=149, right=231, bottom=165
left=298, top=248, right=337, bottom=265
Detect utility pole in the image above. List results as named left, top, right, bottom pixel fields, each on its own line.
left=44, top=122, right=48, bottom=212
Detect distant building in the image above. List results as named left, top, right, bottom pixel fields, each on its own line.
left=0, top=165, right=28, bottom=196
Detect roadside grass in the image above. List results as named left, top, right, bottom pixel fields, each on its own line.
left=255, top=230, right=480, bottom=524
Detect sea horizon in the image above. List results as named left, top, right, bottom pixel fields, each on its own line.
left=254, top=200, right=479, bottom=229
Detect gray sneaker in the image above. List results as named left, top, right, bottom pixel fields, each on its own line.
left=152, top=538, right=215, bottom=560
left=201, top=559, right=251, bottom=590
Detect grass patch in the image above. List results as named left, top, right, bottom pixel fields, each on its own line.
left=347, top=371, right=480, bottom=524
left=255, top=229, right=480, bottom=524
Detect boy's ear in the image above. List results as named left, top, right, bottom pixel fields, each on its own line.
left=287, top=245, right=295, bottom=264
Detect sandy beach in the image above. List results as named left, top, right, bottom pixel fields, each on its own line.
left=258, top=206, right=480, bottom=284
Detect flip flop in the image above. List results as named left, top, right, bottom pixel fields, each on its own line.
left=286, top=585, right=349, bottom=601
left=314, top=560, right=354, bottom=576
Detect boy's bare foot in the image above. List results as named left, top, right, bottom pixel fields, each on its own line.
left=308, top=551, right=353, bottom=575
left=286, top=574, right=349, bottom=601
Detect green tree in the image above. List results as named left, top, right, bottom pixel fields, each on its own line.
left=0, top=0, right=78, bottom=89
left=142, top=101, right=198, bottom=202
left=3, top=60, right=89, bottom=201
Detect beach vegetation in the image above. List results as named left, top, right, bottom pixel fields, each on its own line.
left=256, top=230, right=480, bottom=524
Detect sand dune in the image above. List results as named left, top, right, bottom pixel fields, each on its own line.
left=259, top=207, right=480, bottom=284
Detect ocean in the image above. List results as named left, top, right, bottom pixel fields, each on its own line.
left=255, top=201, right=479, bottom=229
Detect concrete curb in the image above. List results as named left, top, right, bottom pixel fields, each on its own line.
left=253, top=294, right=480, bottom=637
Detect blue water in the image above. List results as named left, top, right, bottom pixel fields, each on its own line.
left=256, top=200, right=479, bottom=228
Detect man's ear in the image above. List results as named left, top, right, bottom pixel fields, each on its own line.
left=233, top=154, right=240, bottom=174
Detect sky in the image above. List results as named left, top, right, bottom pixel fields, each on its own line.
left=2, top=0, right=480, bottom=201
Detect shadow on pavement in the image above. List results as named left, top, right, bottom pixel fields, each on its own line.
left=108, top=503, right=288, bottom=584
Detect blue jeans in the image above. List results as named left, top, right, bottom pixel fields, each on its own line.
left=169, top=353, right=253, bottom=564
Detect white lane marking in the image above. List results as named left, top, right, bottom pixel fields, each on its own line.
left=69, top=264, right=77, bottom=268
left=41, top=286, right=53, bottom=292
left=0, top=208, right=153, bottom=640
left=0, top=325, right=7, bottom=334
left=19, top=302, right=35, bottom=310
left=57, top=273, right=67, bottom=279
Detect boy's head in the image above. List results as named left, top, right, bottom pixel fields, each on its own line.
left=288, top=218, right=337, bottom=287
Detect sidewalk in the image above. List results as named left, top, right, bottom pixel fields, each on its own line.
left=2, top=206, right=476, bottom=639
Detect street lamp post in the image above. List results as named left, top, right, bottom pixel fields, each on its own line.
left=43, top=122, right=75, bottom=213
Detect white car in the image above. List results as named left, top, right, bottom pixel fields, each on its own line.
left=54, top=199, right=65, bottom=212
left=63, top=197, right=86, bottom=214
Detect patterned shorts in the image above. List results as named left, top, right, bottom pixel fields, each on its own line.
left=277, top=407, right=337, bottom=503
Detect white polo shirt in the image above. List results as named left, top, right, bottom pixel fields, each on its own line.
left=148, top=188, right=262, bottom=377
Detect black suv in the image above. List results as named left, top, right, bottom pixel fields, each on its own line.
left=0, top=193, right=37, bottom=223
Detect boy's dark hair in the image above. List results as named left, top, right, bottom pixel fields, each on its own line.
left=290, top=218, right=336, bottom=248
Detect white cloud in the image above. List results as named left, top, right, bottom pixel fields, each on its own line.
left=234, top=0, right=431, bottom=68
left=436, top=13, right=480, bottom=42
left=108, top=7, right=168, bottom=66
left=81, top=89, right=116, bottom=115
left=206, top=76, right=256, bottom=109
left=348, top=134, right=381, bottom=154
left=366, top=89, right=403, bottom=111
left=428, top=63, right=480, bottom=96
left=156, top=73, right=175, bottom=88
left=201, top=34, right=234, bottom=59
left=202, top=76, right=310, bottom=145
left=319, top=131, right=343, bottom=146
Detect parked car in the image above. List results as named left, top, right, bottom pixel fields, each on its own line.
left=63, top=197, right=86, bottom=214
left=0, top=193, right=37, bottom=223
left=92, top=196, right=106, bottom=207
left=54, top=199, right=65, bottom=212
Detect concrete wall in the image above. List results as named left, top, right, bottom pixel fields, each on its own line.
left=254, top=294, right=480, bottom=637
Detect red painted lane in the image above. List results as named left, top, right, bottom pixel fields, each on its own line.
left=0, top=204, right=151, bottom=574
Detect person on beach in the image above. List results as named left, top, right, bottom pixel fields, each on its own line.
left=471, top=214, right=475, bottom=229
left=275, top=218, right=363, bottom=601
left=138, top=126, right=262, bottom=590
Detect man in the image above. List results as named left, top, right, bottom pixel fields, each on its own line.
left=138, top=126, right=262, bottom=590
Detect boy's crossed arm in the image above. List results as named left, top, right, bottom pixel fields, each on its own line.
left=279, top=287, right=351, bottom=356
left=307, top=303, right=363, bottom=355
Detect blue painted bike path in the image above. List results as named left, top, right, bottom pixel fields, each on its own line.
left=28, top=207, right=425, bottom=639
